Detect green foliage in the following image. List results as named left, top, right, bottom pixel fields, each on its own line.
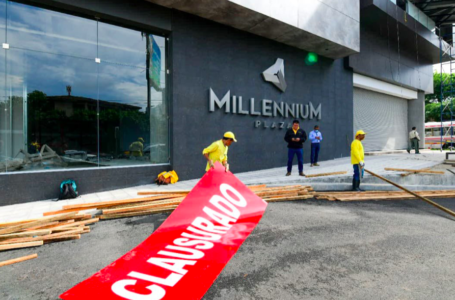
left=426, top=72, right=455, bottom=104
left=425, top=72, right=455, bottom=122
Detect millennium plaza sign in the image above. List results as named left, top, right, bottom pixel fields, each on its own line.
left=209, top=89, right=322, bottom=129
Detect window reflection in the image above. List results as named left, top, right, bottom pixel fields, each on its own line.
left=0, top=1, right=168, bottom=173
left=7, top=1, right=97, bottom=59
left=7, top=49, right=98, bottom=171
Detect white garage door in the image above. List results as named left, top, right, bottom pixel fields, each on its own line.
left=354, top=88, right=408, bottom=152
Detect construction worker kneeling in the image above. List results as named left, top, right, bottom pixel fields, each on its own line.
left=351, top=130, right=366, bottom=192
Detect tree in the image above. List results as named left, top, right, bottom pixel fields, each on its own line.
left=426, top=72, right=455, bottom=104
left=425, top=72, right=455, bottom=122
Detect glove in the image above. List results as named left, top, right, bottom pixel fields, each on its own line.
left=359, top=162, right=365, bottom=168
left=225, top=163, right=230, bottom=172
left=209, top=160, right=215, bottom=169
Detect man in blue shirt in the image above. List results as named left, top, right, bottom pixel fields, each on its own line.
left=309, top=125, right=322, bottom=167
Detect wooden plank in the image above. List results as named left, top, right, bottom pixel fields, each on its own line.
left=0, top=254, right=38, bottom=268
left=99, top=206, right=177, bottom=220
left=0, top=212, right=78, bottom=235
left=0, top=219, right=38, bottom=228
left=255, top=191, right=299, bottom=197
left=103, top=202, right=180, bottom=215
left=106, top=198, right=184, bottom=210
left=366, top=169, right=455, bottom=218
left=48, top=218, right=98, bottom=231
left=0, top=241, right=43, bottom=251
left=305, top=171, right=348, bottom=178
left=43, top=207, right=97, bottom=216
left=62, top=195, right=184, bottom=210
left=264, top=195, right=313, bottom=202
left=137, top=190, right=190, bottom=195
left=384, top=168, right=445, bottom=174
left=44, top=234, right=81, bottom=244
left=0, top=230, right=51, bottom=240
left=0, top=228, right=84, bottom=245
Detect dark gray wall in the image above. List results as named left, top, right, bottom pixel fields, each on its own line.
left=352, top=0, right=435, bottom=93
left=170, top=12, right=354, bottom=180
left=0, top=165, right=168, bottom=205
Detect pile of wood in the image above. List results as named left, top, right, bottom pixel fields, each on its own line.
left=315, top=190, right=455, bottom=201
left=38, top=185, right=315, bottom=222
left=0, top=212, right=98, bottom=254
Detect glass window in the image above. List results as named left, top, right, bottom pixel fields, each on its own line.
left=6, top=1, right=97, bottom=59
left=98, top=22, right=146, bottom=67
left=7, top=49, right=98, bottom=171
left=0, top=2, right=169, bottom=173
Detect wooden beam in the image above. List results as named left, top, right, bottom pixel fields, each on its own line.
left=305, top=171, right=348, bottom=178
left=365, top=169, right=455, bottom=218
left=137, top=190, right=190, bottom=195
left=0, top=212, right=78, bottom=235
left=62, top=195, right=184, bottom=211
left=0, top=241, right=43, bottom=251
left=0, top=254, right=38, bottom=268
left=0, top=229, right=51, bottom=240
left=99, top=206, right=177, bottom=220
left=384, top=168, right=445, bottom=174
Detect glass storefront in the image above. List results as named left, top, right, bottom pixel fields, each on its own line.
left=0, top=1, right=169, bottom=173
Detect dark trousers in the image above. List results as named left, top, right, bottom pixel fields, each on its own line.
left=288, top=148, right=303, bottom=173
left=311, top=143, right=320, bottom=164
left=407, top=138, right=420, bottom=153
left=353, top=164, right=364, bottom=180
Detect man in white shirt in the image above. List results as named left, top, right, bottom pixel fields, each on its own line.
left=407, top=126, right=420, bottom=154
left=309, top=125, right=323, bottom=167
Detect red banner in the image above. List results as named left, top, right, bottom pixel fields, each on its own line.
left=60, top=162, right=267, bottom=300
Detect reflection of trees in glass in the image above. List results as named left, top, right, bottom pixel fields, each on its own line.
left=26, top=90, right=150, bottom=156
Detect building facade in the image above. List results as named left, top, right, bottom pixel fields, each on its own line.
left=0, top=0, right=440, bottom=204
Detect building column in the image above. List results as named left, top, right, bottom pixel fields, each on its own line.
left=408, top=91, right=425, bottom=148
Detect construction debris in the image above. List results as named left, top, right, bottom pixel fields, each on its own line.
left=0, top=213, right=97, bottom=252
left=2, top=182, right=455, bottom=259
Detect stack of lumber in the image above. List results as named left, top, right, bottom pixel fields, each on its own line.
left=315, top=190, right=455, bottom=201
left=39, top=185, right=315, bottom=221
left=0, top=212, right=98, bottom=252
left=0, top=184, right=314, bottom=265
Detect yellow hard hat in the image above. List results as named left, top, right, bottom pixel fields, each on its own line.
left=138, top=137, right=144, bottom=143
left=355, top=130, right=366, bottom=137
left=224, top=131, right=237, bottom=142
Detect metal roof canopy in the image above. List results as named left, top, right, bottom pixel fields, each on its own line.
left=411, top=0, right=455, bottom=27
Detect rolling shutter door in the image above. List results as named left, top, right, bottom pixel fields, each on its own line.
left=354, top=87, right=408, bottom=152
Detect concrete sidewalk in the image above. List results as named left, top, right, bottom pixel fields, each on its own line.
left=0, top=150, right=452, bottom=224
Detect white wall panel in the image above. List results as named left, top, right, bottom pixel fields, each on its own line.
left=354, top=88, right=408, bottom=151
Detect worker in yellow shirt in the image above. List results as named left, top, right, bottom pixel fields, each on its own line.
left=203, top=132, right=237, bottom=172
left=351, top=130, right=366, bottom=192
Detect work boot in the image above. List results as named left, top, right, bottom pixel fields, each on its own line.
left=310, top=164, right=314, bottom=167
left=406, top=149, right=410, bottom=154
left=355, top=180, right=365, bottom=192
left=299, top=172, right=305, bottom=176
left=286, top=172, right=291, bottom=176
left=314, top=163, right=320, bottom=166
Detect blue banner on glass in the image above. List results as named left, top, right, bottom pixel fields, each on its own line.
left=148, top=35, right=161, bottom=91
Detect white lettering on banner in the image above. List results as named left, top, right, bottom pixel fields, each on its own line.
left=111, top=279, right=166, bottom=300
left=111, top=184, right=248, bottom=300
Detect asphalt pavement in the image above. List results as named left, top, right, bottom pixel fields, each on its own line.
left=1, top=198, right=455, bottom=300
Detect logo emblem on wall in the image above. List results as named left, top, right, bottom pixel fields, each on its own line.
left=262, top=58, right=287, bottom=92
